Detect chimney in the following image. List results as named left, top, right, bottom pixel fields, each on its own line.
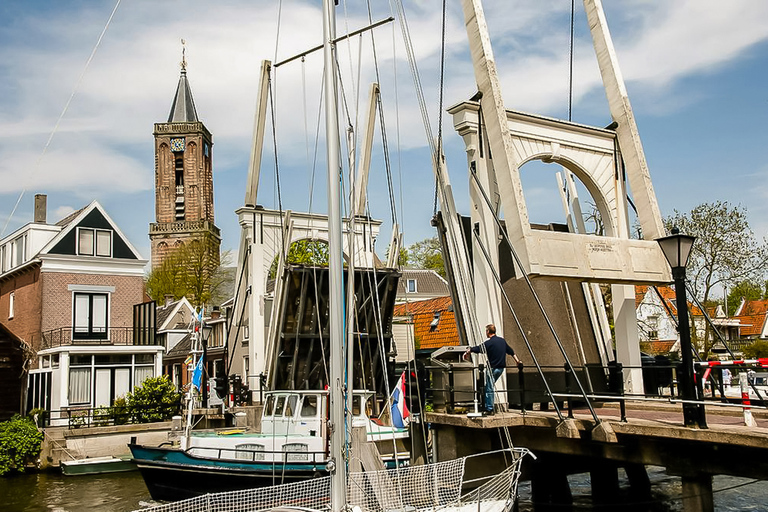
left=211, top=306, right=221, bottom=320
left=164, top=294, right=174, bottom=306
left=34, top=194, right=47, bottom=224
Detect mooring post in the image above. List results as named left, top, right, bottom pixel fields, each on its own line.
left=518, top=364, right=526, bottom=413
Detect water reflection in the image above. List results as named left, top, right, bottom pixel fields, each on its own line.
left=0, top=471, right=159, bottom=512
left=0, top=467, right=762, bottom=511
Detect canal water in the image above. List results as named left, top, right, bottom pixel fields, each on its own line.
left=0, top=467, right=764, bottom=511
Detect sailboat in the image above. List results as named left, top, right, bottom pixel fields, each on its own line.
left=132, top=1, right=529, bottom=511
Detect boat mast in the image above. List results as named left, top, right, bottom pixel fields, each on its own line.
left=323, top=0, right=347, bottom=510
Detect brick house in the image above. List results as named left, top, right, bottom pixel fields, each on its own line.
left=392, top=296, right=460, bottom=362
left=396, top=269, right=450, bottom=303
left=635, top=285, right=741, bottom=356
left=732, top=299, right=768, bottom=343
left=0, top=195, right=163, bottom=424
left=0, top=322, right=28, bottom=420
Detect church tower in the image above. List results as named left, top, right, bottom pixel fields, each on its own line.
left=149, top=52, right=220, bottom=271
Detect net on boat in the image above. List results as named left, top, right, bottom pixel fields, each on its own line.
left=134, top=449, right=528, bottom=512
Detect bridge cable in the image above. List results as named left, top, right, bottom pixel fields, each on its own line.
left=470, top=227, right=565, bottom=422
left=1, top=0, right=122, bottom=237
left=469, top=166, right=601, bottom=424
left=568, top=0, right=575, bottom=122
left=432, top=0, right=447, bottom=217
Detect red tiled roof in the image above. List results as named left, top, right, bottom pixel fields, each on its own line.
left=394, top=296, right=459, bottom=350
left=734, top=299, right=768, bottom=337
left=635, top=285, right=705, bottom=316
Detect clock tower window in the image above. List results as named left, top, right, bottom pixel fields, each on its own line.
left=174, top=154, right=185, bottom=220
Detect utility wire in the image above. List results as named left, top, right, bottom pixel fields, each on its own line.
left=2, top=0, right=123, bottom=237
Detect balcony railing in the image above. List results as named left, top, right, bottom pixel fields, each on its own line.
left=41, top=327, right=158, bottom=350
left=149, top=220, right=220, bottom=237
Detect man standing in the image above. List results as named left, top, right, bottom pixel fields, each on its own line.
left=464, top=324, right=523, bottom=415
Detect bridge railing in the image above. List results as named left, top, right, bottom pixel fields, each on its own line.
left=426, top=359, right=768, bottom=422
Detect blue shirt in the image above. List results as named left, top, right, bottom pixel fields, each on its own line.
left=470, top=335, right=515, bottom=369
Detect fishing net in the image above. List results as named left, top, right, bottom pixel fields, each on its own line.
left=134, top=448, right=528, bottom=512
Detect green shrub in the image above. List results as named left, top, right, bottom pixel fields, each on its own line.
left=111, top=397, right=131, bottom=425
left=0, top=415, right=44, bottom=476
left=69, top=411, right=88, bottom=429
left=126, top=376, right=182, bottom=423
left=93, top=406, right=111, bottom=427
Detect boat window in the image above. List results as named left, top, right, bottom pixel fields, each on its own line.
left=235, top=443, right=265, bottom=461
left=284, top=443, right=308, bottom=462
left=352, top=396, right=361, bottom=417
left=274, top=396, right=286, bottom=416
left=264, top=396, right=275, bottom=416
left=300, top=395, right=318, bottom=417
left=285, top=395, right=297, bottom=417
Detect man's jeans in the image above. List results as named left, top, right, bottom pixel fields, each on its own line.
left=485, top=367, right=504, bottom=412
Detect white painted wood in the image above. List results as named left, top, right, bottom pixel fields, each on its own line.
left=353, top=83, right=380, bottom=217
left=448, top=101, right=670, bottom=284
left=244, top=60, right=272, bottom=208
left=583, top=0, right=665, bottom=240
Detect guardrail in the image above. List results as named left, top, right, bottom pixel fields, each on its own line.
left=40, top=327, right=153, bottom=349
left=426, top=359, right=768, bottom=425
left=42, top=403, right=182, bottom=429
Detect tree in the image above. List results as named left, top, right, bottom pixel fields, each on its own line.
left=743, top=340, right=768, bottom=359
left=146, top=233, right=232, bottom=308
left=404, top=237, right=445, bottom=278
left=665, top=201, right=768, bottom=355
left=268, top=240, right=330, bottom=279
left=725, top=279, right=768, bottom=316
left=0, top=415, right=43, bottom=475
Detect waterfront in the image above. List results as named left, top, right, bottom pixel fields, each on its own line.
left=0, top=467, right=764, bottom=511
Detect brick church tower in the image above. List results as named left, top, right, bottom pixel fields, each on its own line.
left=149, top=57, right=220, bottom=270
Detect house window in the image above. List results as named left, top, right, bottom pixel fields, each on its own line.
left=78, top=228, right=112, bottom=257
left=407, top=279, right=417, bottom=293
left=69, top=367, right=91, bottom=405
left=8, top=292, right=14, bottom=319
left=172, top=363, right=182, bottom=389
left=73, top=292, right=109, bottom=339
left=11, top=235, right=25, bottom=267
left=135, top=365, right=154, bottom=386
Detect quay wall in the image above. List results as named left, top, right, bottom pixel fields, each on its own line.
left=41, top=421, right=176, bottom=468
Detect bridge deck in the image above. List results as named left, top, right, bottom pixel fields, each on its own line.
left=425, top=402, right=768, bottom=480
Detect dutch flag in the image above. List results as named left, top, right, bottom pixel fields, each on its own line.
left=391, top=371, right=410, bottom=429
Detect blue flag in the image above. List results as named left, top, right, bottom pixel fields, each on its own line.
left=191, top=357, right=204, bottom=391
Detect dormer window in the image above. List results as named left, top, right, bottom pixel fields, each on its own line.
left=78, top=228, right=112, bottom=257
left=430, top=312, right=440, bottom=331
left=407, top=279, right=417, bottom=293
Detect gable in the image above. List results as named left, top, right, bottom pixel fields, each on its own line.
left=48, top=208, right=137, bottom=259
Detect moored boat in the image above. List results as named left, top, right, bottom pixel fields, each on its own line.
left=61, top=455, right=135, bottom=476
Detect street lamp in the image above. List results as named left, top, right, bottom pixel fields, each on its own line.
left=656, top=228, right=706, bottom=428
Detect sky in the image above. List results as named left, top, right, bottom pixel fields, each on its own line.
left=1, top=0, right=767, bottom=288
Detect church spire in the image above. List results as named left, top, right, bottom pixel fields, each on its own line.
left=167, top=39, right=199, bottom=123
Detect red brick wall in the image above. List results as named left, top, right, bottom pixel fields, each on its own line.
left=0, top=266, right=43, bottom=350
left=40, top=272, right=145, bottom=332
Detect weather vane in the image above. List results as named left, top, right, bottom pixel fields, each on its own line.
left=181, top=38, right=187, bottom=71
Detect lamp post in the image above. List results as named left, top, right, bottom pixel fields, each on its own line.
left=200, top=322, right=213, bottom=408
left=656, top=228, right=706, bottom=428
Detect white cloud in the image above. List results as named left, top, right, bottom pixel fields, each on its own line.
left=1, top=0, right=768, bottom=247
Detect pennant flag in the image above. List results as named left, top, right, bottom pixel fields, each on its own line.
left=390, top=371, right=410, bottom=429
left=191, top=357, right=204, bottom=391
